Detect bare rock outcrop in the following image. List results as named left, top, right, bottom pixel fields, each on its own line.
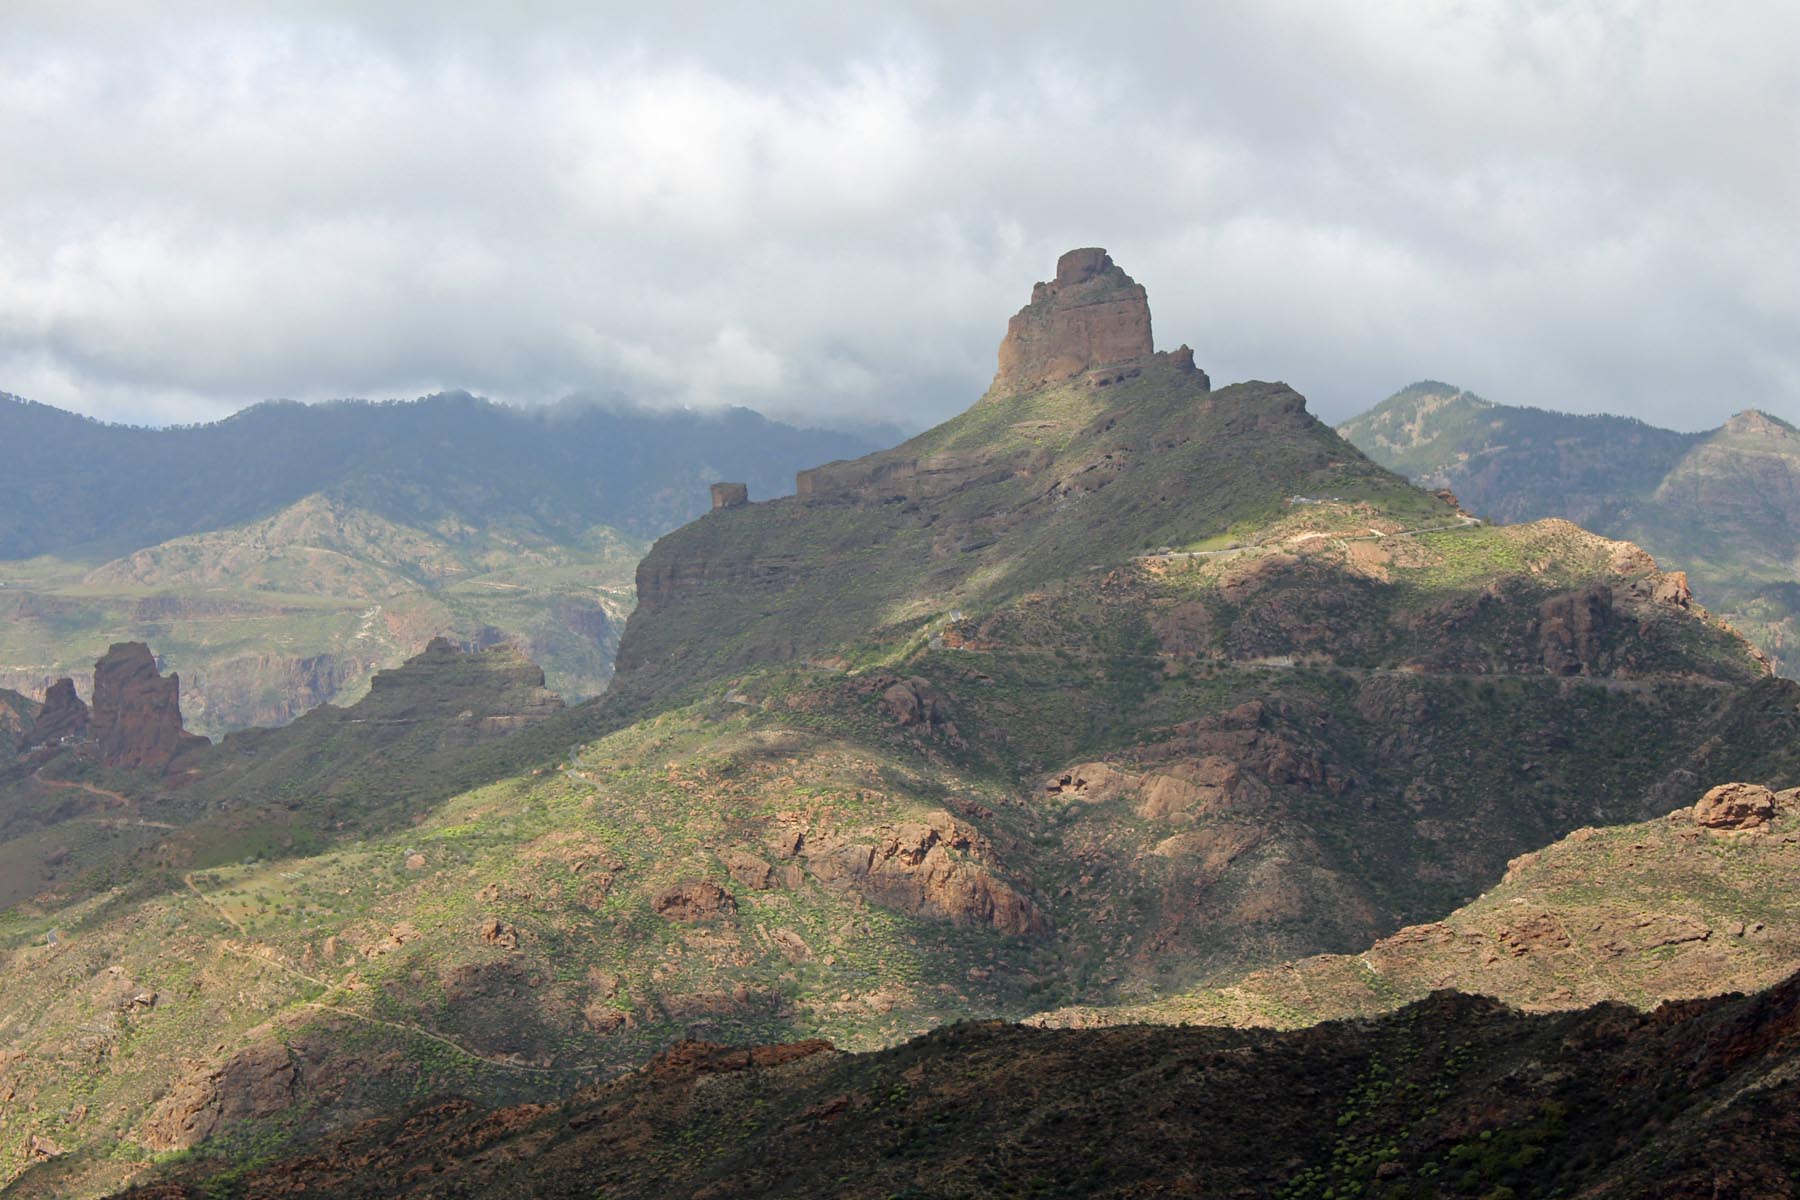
left=141, top=1042, right=298, bottom=1151
left=27, top=677, right=89, bottom=750
left=720, top=848, right=777, bottom=890
left=1652, top=570, right=1693, bottom=608
left=801, top=812, right=1048, bottom=937
left=877, top=676, right=963, bottom=745
left=89, top=642, right=209, bottom=770
left=989, top=248, right=1156, bottom=396
left=1535, top=584, right=1614, bottom=676
left=1693, top=782, right=1777, bottom=831
left=653, top=880, right=737, bottom=922
left=1042, top=757, right=1262, bottom=822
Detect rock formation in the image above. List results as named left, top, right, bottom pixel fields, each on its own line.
left=784, top=811, right=1049, bottom=937
left=364, top=637, right=564, bottom=746
left=27, top=677, right=89, bottom=750
left=1692, top=781, right=1779, bottom=831
left=652, top=880, right=737, bottom=922
left=141, top=1042, right=299, bottom=1151
left=987, top=247, right=1199, bottom=396
left=88, top=642, right=208, bottom=770
left=1535, top=584, right=1614, bottom=675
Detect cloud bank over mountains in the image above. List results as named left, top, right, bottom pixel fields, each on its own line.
left=2, top=1, right=1795, bottom=429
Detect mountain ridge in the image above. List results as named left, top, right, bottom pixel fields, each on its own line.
left=0, top=391, right=880, bottom=733
left=96, top=967, right=1800, bottom=1199
left=1339, top=382, right=1800, bottom=675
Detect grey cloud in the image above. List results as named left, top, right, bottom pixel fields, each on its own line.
left=1, top=1, right=1795, bottom=430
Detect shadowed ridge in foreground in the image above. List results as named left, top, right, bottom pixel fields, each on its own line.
left=101, top=967, right=1800, bottom=1199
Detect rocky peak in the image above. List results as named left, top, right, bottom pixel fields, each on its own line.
left=989, top=248, right=1158, bottom=396
left=1721, top=409, right=1797, bottom=440
left=363, top=636, right=564, bottom=743
left=28, top=678, right=90, bottom=751
left=90, top=642, right=208, bottom=771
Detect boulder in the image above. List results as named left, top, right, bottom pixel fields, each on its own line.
left=478, top=918, right=519, bottom=949
left=1693, top=782, right=1777, bottom=831
left=877, top=677, right=962, bottom=744
left=720, top=848, right=776, bottom=890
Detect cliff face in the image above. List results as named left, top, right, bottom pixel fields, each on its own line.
left=989, top=247, right=1158, bottom=396
left=88, top=643, right=208, bottom=771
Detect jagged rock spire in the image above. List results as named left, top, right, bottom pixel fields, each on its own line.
left=989, top=248, right=1155, bottom=396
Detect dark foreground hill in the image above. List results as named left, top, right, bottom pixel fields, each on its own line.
left=0, top=392, right=877, bottom=732
left=1339, top=383, right=1800, bottom=675
left=109, top=968, right=1800, bottom=1199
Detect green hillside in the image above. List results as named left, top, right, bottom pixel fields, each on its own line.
left=1039, top=781, right=1800, bottom=1030
left=0, top=392, right=878, bottom=733
left=1340, top=385, right=1800, bottom=674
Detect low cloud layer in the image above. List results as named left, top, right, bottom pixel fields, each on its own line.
left=3, top=2, right=1796, bottom=430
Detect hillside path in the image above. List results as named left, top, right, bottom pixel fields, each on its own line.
left=31, top=768, right=132, bottom=807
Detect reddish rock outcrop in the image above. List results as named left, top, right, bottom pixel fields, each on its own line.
left=989, top=248, right=1156, bottom=396
left=801, top=812, right=1048, bottom=937
left=652, top=880, right=737, bottom=922
left=27, top=677, right=89, bottom=750
left=478, top=918, right=519, bottom=949
left=1041, top=757, right=1256, bottom=822
left=720, top=848, right=776, bottom=890
left=1653, top=570, right=1693, bottom=608
left=141, top=1042, right=298, bottom=1151
left=88, top=642, right=208, bottom=770
left=1693, top=782, right=1777, bottom=831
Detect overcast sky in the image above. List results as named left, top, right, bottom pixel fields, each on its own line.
left=2, top=1, right=1796, bottom=431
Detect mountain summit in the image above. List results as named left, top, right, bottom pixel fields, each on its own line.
left=617, top=248, right=1424, bottom=701
left=989, top=246, right=1199, bottom=397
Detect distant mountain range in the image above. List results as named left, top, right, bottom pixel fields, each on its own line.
left=0, top=392, right=878, bottom=733
left=1339, top=383, right=1800, bottom=675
